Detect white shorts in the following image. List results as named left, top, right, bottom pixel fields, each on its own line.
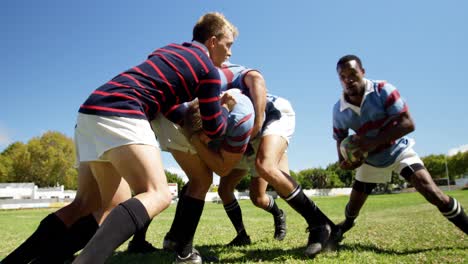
left=356, top=147, right=424, bottom=183
left=150, top=114, right=196, bottom=154
left=74, top=113, right=159, bottom=163
left=262, top=97, right=295, bottom=144
left=236, top=97, right=295, bottom=176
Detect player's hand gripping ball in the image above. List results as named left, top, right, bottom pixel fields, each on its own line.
left=183, top=101, right=203, bottom=138
left=340, top=135, right=368, bottom=165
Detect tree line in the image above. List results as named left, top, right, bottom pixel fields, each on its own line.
left=0, top=131, right=467, bottom=190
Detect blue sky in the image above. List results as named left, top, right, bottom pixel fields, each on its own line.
left=1, top=1, right=467, bottom=178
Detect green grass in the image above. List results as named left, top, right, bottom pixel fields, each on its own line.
left=1, top=190, right=467, bottom=263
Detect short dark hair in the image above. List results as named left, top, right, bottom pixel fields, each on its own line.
left=337, top=55, right=363, bottom=70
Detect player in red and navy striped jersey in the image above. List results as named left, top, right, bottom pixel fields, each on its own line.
left=1, top=12, right=238, bottom=264
left=331, top=54, right=468, bottom=245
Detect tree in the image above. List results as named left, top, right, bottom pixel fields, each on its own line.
left=0, top=132, right=77, bottom=188
left=448, top=151, right=468, bottom=179
left=26, top=131, right=76, bottom=188
left=236, top=172, right=252, bottom=191
left=165, top=170, right=185, bottom=193
left=326, top=162, right=355, bottom=187
left=422, top=154, right=447, bottom=179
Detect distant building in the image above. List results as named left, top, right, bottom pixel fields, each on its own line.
left=0, top=183, right=76, bottom=200
left=168, top=183, right=178, bottom=198
left=455, top=175, right=468, bottom=188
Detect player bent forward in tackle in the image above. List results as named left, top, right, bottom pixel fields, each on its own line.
left=1, top=12, right=237, bottom=264
left=331, top=54, right=468, bottom=242
left=214, top=92, right=293, bottom=246
left=151, top=89, right=255, bottom=263
left=129, top=63, right=289, bottom=254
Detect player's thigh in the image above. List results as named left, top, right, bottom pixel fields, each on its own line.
left=89, top=162, right=132, bottom=223
left=256, top=135, right=288, bottom=166
left=102, top=144, right=172, bottom=217
left=74, top=162, right=101, bottom=209
left=278, top=153, right=289, bottom=173
left=104, top=144, right=168, bottom=194
left=56, top=162, right=101, bottom=225
left=249, top=176, right=269, bottom=198
left=171, top=149, right=212, bottom=190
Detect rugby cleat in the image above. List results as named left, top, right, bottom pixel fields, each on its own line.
left=127, top=239, right=158, bottom=254
left=273, top=210, right=287, bottom=241
left=336, top=218, right=355, bottom=236
left=175, top=248, right=202, bottom=264
left=304, top=224, right=331, bottom=258
left=227, top=232, right=251, bottom=247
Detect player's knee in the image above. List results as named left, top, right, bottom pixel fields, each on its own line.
left=400, top=163, right=425, bottom=181
left=157, top=189, right=173, bottom=210
left=255, top=159, right=275, bottom=179
left=68, top=198, right=98, bottom=217
left=352, top=180, right=376, bottom=194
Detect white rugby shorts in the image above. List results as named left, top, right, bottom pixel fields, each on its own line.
left=150, top=114, right=196, bottom=154
left=236, top=97, right=295, bottom=176
left=356, top=146, right=423, bottom=183
left=74, top=113, right=159, bottom=163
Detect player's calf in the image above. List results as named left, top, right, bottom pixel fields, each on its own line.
left=440, top=197, right=468, bottom=235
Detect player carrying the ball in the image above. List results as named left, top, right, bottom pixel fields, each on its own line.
left=331, top=54, right=468, bottom=242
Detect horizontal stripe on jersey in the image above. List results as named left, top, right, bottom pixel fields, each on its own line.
left=79, top=42, right=227, bottom=139
left=332, top=79, right=410, bottom=167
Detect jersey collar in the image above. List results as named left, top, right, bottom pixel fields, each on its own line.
left=339, top=78, right=374, bottom=115
left=192, top=40, right=210, bottom=57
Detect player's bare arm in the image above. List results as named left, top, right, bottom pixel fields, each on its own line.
left=190, top=133, right=244, bottom=176
left=244, top=71, right=267, bottom=137
left=354, top=111, right=415, bottom=152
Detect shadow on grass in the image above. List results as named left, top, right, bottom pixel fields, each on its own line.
left=338, top=242, right=468, bottom=255
left=93, top=240, right=468, bottom=264
left=104, top=243, right=312, bottom=263
left=106, top=245, right=227, bottom=264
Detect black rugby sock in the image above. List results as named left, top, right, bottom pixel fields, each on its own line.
left=73, top=198, right=150, bottom=264
left=283, top=186, right=335, bottom=228
left=131, top=219, right=151, bottom=244
left=167, top=183, right=189, bottom=237
left=441, top=197, right=468, bottom=234
left=266, top=195, right=282, bottom=217
left=173, top=195, right=204, bottom=258
left=32, top=214, right=99, bottom=263
left=2, top=213, right=66, bottom=264
left=224, top=199, right=246, bottom=234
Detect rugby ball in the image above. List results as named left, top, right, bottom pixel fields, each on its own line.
left=340, top=136, right=367, bottom=163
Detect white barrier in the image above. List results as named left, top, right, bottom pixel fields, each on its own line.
left=204, top=188, right=352, bottom=202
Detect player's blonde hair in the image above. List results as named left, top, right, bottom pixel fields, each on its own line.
left=193, top=12, right=238, bottom=43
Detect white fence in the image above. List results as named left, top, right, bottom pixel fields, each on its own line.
left=0, top=183, right=76, bottom=200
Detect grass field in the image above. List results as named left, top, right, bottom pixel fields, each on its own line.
left=1, top=190, right=467, bottom=263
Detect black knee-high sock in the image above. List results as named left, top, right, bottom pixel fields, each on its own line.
left=132, top=219, right=152, bottom=243
left=266, top=195, right=282, bottom=217
left=73, top=198, right=150, bottom=264
left=283, top=185, right=335, bottom=228
left=2, top=213, right=67, bottom=264
left=167, top=184, right=189, bottom=237
left=173, top=195, right=205, bottom=258
left=441, top=197, right=468, bottom=234
left=32, top=214, right=99, bottom=264
left=224, top=199, right=246, bottom=234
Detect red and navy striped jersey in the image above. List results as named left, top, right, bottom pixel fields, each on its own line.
left=79, top=42, right=228, bottom=139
